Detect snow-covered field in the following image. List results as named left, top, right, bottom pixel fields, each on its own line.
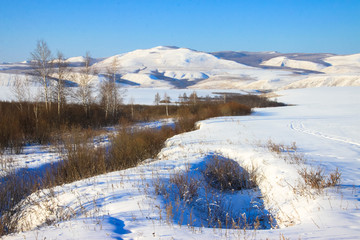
left=0, top=85, right=249, bottom=105
left=2, top=86, right=360, bottom=239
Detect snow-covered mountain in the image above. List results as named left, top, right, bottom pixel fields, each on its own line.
left=0, top=46, right=360, bottom=90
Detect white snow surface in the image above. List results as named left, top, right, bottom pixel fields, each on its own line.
left=65, top=56, right=86, bottom=63
left=1, top=47, right=360, bottom=90
left=2, top=86, right=360, bottom=239
left=322, top=53, right=360, bottom=74
left=94, top=46, right=249, bottom=70
left=261, top=56, right=327, bottom=71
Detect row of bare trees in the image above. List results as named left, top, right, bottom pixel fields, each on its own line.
left=19, top=40, right=124, bottom=121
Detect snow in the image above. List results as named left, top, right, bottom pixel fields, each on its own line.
left=1, top=47, right=360, bottom=90
left=90, top=46, right=309, bottom=88
left=106, top=46, right=249, bottom=70
left=121, top=73, right=173, bottom=88
left=162, top=70, right=208, bottom=80
left=65, top=56, right=86, bottom=63
left=261, top=56, right=327, bottom=72
left=2, top=86, right=360, bottom=239
left=323, top=53, right=360, bottom=74
left=0, top=86, right=248, bottom=104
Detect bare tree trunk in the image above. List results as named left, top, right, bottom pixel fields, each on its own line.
left=43, top=75, right=49, bottom=111
left=53, top=51, right=69, bottom=118
left=72, top=52, right=96, bottom=118
left=30, top=40, right=53, bottom=112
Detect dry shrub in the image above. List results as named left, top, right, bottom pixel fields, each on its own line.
left=203, top=155, right=256, bottom=191
left=53, top=127, right=107, bottom=183
left=0, top=114, right=24, bottom=154
left=266, top=140, right=305, bottom=165
left=0, top=92, right=278, bottom=153
left=169, top=171, right=200, bottom=202
left=108, top=126, right=175, bottom=170
left=0, top=169, right=43, bottom=235
left=1, top=92, right=280, bottom=236
left=299, top=167, right=341, bottom=191
left=266, top=140, right=285, bottom=154
left=223, top=94, right=286, bottom=108
left=327, top=168, right=341, bottom=187
left=219, top=102, right=251, bottom=116
left=154, top=156, right=272, bottom=230
left=176, top=107, right=197, bottom=132
left=266, top=140, right=297, bottom=155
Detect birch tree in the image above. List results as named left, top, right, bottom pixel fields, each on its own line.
left=53, top=51, right=69, bottom=117
left=72, top=52, right=96, bottom=117
left=163, top=93, right=170, bottom=117
left=100, top=57, right=123, bottom=120
left=11, top=75, right=31, bottom=111
left=106, top=57, right=121, bottom=116
left=154, top=92, right=161, bottom=105
left=30, top=40, right=53, bottom=111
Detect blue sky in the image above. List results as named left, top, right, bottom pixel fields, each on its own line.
left=1, top=0, right=360, bottom=62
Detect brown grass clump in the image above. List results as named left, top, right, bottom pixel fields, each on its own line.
left=203, top=155, right=256, bottom=191
left=153, top=155, right=273, bottom=230
left=169, top=171, right=200, bottom=202
left=299, top=167, right=341, bottom=191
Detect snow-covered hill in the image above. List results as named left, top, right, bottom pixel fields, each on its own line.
left=1, top=46, right=360, bottom=90
left=260, top=56, right=327, bottom=71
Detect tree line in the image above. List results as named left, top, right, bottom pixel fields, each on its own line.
left=14, top=40, right=123, bottom=121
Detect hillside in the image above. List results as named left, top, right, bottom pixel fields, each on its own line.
left=0, top=46, right=359, bottom=91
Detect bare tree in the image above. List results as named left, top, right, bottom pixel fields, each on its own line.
left=99, top=57, right=123, bottom=120
left=163, top=92, right=171, bottom=117
left=99, top=80, right=114, bottom=120
left=182, top=92, right=189, bottom=103
left=129, top=97, right=135, bottom=119
left=189, top=91, right=198, bottom=104
left=107, top=57, right=121, bottom=116
left=154, top=92, right=161, bottom=105
left=11, top=75, right=32, bottom=111
left=53, top=51, right=69, bottom=117
left=30, top=40, right=53, bottom=111
left=72, top=52, right=97, bottom=117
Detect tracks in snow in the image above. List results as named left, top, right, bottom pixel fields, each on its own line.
left=290, top=121, right=360, bottom=148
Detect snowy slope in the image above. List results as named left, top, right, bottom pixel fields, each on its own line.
left=120, top=73, right=173, bottom=88
left=3, top=86, right=360, bottom=239
left=281, top=54, right=360, bottom=89
left=93, top=46, right=258, bottom=86
left=322, top=53, right=360, bottom=74
left=1, top=47, right=360, bottom=90
left=94, top=46, right=249, bottom=70
left=261, top=56, right=327, bottom=71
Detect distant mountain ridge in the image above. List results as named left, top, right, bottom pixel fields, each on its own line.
left=0, top=46, right=359, bottom=90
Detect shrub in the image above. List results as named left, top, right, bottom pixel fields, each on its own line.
left=298, top=166, right=341, bottom=191
left=203, top=155, right=256, bottom=191
left=108, top=126, right=175, bottom=170
left=219, top=102, right=251, bottom=116
left=169, top=171, right=200, bottom=202
left=154, top=155, right=272, bottom=230
left=0, top=92, right=285, bottom=236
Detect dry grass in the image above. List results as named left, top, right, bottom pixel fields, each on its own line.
left=169, top=170, right=200, bottom=202
left=265, top=139, right=342, bottom=194
left=153, top=154, right=273, bottom=230
left=203, top=155, right=256, bottom=191
left=266, top=140, right=297, bottom=155
left=0, top=94, right=283, bottom=236
left=299, top=166, right=341, bottom=191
